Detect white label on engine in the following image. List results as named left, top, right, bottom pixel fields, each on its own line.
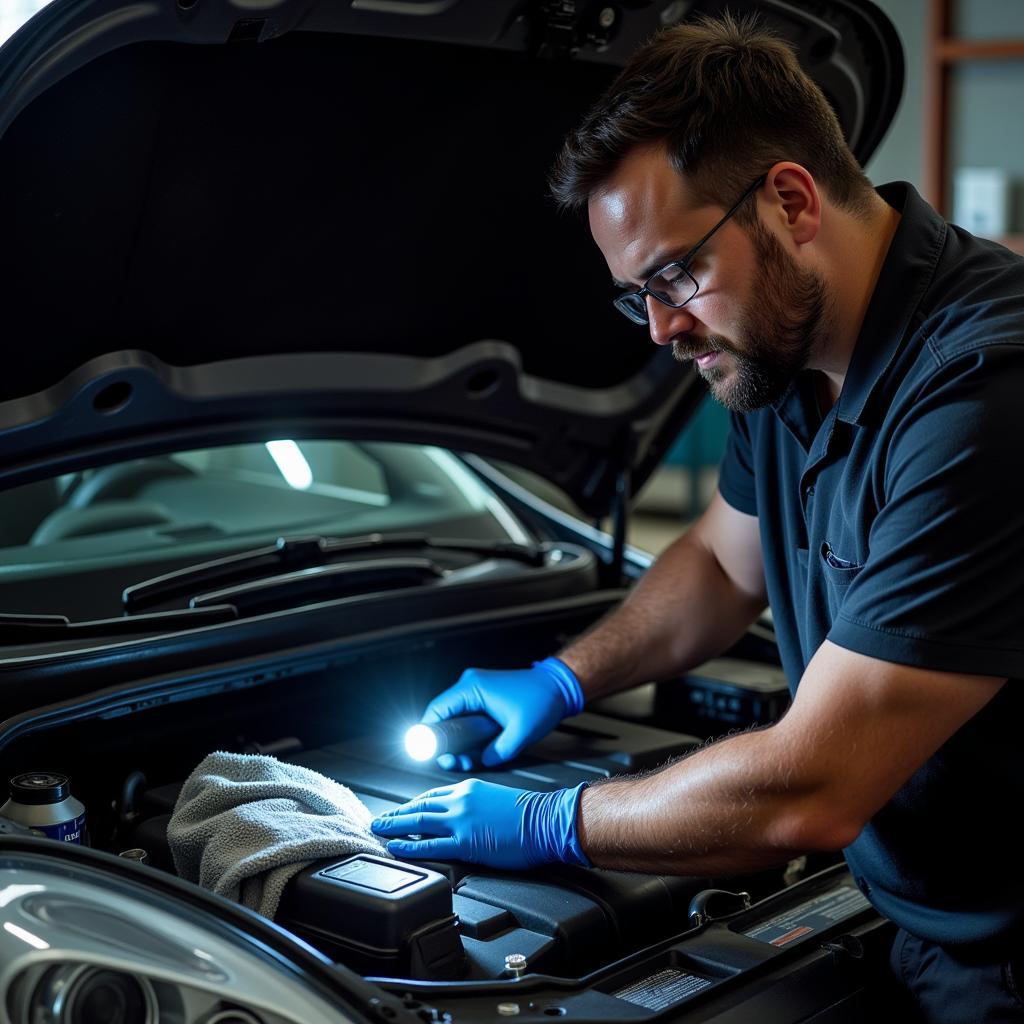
left=612, top=968, right=712, bottom=1010
left=743, top=885, right=871, bottom=946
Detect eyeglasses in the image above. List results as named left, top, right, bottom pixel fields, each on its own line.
left=613, top=174, right=767, bottom=326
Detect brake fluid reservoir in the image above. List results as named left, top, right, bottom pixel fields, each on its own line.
left=1, top=772, right=87, bottom=844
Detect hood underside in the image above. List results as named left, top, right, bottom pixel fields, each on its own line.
left=0, top=0, right=902, bottom=515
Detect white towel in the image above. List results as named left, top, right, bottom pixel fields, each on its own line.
left=168, top=751, right=391, bottom=919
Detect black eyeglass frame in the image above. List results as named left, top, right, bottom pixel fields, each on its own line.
left=612, top=173, right=768, bottom=326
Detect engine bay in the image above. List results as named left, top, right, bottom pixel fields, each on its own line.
left=125, top=709, right=719, bottom=982
left=0, top=598, right=893, bottom=1020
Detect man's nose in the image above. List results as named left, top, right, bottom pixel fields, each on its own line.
left=646, top=296, right=696, bottom=346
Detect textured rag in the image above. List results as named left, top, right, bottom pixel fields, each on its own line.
left=168, top=751, right=391, bottom=919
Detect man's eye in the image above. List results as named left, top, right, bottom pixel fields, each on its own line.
left=662, top=267, right=690, bottom=285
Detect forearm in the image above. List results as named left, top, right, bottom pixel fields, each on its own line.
left=558, top=530, right=766, bottom=700
left=382, top=643, right=1007, bottom=876
left=577, top=725, right=853, bottom=875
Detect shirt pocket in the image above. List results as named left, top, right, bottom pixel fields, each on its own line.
left=819, top=542, right=864, bottom=591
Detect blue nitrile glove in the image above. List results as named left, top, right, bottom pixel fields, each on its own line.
left=421, top=657, right=585, bottom=770
left=370, top=778, right=591, bottom=870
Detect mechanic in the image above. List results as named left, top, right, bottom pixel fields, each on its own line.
left=372, top=15, right=1024, bottom=1020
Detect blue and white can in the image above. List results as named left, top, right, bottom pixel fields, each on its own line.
left=0, top=772, right=87, bottom=844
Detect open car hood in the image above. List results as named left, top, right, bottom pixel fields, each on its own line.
left=0, top=0, right=901, bottom=517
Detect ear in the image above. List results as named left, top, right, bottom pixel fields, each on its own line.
left=761, top=162, right=820, bottom=246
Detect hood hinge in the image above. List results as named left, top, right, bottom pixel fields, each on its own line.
left=532, top=1, right=581, bottom=59
left=531, top=1, right=621, bottom=59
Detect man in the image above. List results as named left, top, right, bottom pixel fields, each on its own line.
left=372, top=15, right=1024, bottom=1019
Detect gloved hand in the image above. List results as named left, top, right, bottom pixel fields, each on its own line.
left=370, top=778, right=591, bottom=870
left=421, top=657, right=585, bottom=770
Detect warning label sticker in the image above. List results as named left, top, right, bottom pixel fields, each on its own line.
left=742, top=885, right=871, bottom=947
left=612, top=968, right=712, bottom=1011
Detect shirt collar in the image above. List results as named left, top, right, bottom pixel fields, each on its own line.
left=833, top=182, right=947, bottom=426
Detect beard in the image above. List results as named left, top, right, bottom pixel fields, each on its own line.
left=672, top=219, right=832, bottom=412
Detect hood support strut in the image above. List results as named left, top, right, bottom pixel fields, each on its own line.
left=608, top=466, right=629, bottom=583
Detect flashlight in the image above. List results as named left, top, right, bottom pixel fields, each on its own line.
left=404, top=715, right=502, bottom=762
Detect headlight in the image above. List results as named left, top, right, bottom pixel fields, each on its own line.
left=0, top=845, right=374, bottom=1024
left=23, top=964, right=157, bottom=1024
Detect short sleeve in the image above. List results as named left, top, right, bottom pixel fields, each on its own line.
left=717, top=410, right=758, bottom=515
left=829, top=346, right=1024, bottom=677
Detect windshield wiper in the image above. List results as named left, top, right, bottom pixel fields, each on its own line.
left=122, top=532, right=542, bottom=612
left=0, top=606, right=237, bottom=645
left=189, top=557, right=446, bottom=615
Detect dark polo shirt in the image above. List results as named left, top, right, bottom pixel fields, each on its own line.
left=718, top=183, right=1024, bottom=947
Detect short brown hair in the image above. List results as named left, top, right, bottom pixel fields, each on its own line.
left=549, top=14, right=874, bottom=218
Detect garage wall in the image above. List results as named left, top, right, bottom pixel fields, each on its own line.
left=863, top=0, right=927, bottom=191
left=947, top=0, right=1024, bottom=229
left=866, top=0, right=1024, bottom=226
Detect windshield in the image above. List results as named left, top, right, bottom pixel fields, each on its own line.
left=0, top=440, right=531, bottom=617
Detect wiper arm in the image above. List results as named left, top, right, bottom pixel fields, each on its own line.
left=189, top=558, right=446, bottom=615
left=123, top=532, right=542, bottom=612
left=0, top=606, right=237, bottom=645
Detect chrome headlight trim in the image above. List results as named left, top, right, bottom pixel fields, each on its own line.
left=0, top=836, right=412, bottom=1024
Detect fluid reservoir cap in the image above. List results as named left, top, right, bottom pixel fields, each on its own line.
left=9, top=773, right=70, bottom=804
